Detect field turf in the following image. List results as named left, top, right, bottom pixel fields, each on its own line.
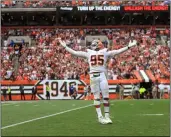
left=1, top=99, right=170, bottom=136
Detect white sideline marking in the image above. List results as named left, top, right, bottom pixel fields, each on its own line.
left=1, top=104, right=93, bottom=130
left=2, top=103, right=19, bottom=106
left=27, top=102, right=33, bottom=104
left=141, top=114, right=164, bottom=116
left=2, top=101, right=39, bottom=106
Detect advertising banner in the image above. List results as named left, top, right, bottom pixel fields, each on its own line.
left=1, top=79, right=169, bottom=101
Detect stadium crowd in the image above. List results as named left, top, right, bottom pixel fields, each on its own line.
left=1, top=28, right=170, bottom=80
left=1, top=0, right=170, bottom=8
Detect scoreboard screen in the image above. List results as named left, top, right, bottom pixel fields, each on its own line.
left=56, top=5, right=169, bottom=26
left=57, top=5, right=169, bottom=12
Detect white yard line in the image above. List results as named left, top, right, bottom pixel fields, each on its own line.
left=1, top=104, right=93, bottom=130
left=140, top=114, right=164, bottom=116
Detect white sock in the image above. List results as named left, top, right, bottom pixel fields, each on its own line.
left=103, top=99, right=110, bottom=118
left=96, top=107, right=103, bottom=118
left=105, top=111, right=109, bottom=118
left=94, top=100, right=103, bottom=118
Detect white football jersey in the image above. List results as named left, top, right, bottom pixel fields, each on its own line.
left=86, top=48, right=109, bottom=73
left=64, top=45, right=130, bottom=73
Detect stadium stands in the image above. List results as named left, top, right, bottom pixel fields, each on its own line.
left=1, top=28, right=170, bottom=80
left=1, top=0, right=169, bottom=81
left=1, top=0, right=169, bottom=8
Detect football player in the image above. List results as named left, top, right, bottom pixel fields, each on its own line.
left=58, top=38, right=137, bottom=124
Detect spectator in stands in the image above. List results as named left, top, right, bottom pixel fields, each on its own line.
left=1, top=28, right=170, bottom=81
left=4, top=67, right=13, bottom=80
left=1, top=0, right=169, bottom=8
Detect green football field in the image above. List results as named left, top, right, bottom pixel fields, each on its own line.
left=1, top=99, right=170, bottom=136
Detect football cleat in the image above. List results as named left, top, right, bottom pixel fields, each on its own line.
left=98, top=116, right=108, bottom=124
left=105, top=117, right=113, bottom=124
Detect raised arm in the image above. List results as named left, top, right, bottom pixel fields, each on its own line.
left=107, top=40, right=137, bottom=57
left=58, top=39, right=88, bottom=58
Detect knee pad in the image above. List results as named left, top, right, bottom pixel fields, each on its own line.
left=94, top=99, right=101, bottom=106
left=103, top=98, right=109, bottom=104
left=102, top=90, right=109, bottom=99
left=93, top=92, right=101, bottom=106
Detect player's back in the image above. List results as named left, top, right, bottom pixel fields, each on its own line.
left=87, top=48, right=108, bottom=73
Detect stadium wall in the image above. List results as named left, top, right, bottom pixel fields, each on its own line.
left=1, top=25, right=169, bottom=29
left=1, top=79, right=169, bottom=101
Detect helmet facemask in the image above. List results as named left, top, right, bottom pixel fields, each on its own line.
left=91, top=39, right=100, bottom=50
